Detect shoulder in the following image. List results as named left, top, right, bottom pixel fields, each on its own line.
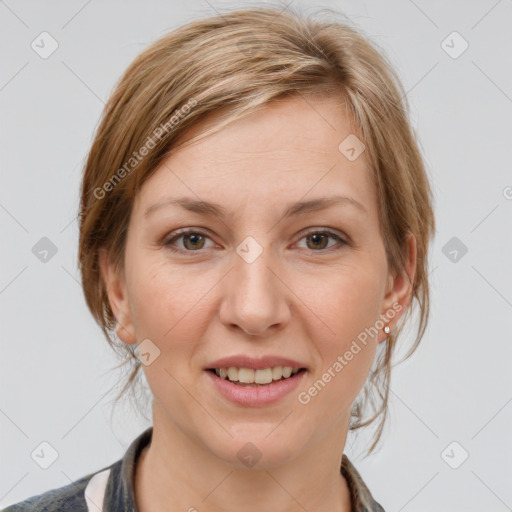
left=2, top=427, right=152, bottom=512
left=1, top=466, right=113, bottom=512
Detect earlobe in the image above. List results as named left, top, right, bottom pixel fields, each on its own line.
left=98, top=248, right=137, bottom=345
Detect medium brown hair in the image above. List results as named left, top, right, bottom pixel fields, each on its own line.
left=78, top=4, right=436, bottom=455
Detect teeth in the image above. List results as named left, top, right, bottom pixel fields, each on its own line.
left=272, top=366, right=283, bottom=380
left=255, top=368, right=273, bottom=384
left=282, top=366, right=292, bottom=378
left=227, top=367, right=238, bottom=381
left=214, top=366, right=301, bottom=383
left=238, top=368, right=254, bottom=383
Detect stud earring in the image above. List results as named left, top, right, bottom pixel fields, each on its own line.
left=384, top=325, right=391, bottom=334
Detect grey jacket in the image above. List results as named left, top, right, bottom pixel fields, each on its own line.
left=2, top=427, right=385, bottom=512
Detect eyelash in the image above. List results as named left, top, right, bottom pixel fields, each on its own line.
left=162, top=228, right=349, bottom=255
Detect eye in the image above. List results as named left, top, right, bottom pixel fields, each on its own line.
left=163, top=229, right=215, bottom=253
left=296, top=229, right=348, bottom=252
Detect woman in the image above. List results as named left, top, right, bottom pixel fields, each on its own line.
left=4, top=5, right=435, bottom=512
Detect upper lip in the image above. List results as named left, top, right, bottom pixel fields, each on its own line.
left=205, top=355, right=308, bottom=371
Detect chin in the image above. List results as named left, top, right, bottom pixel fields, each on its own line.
left=204, top=428, right=301, bottom=470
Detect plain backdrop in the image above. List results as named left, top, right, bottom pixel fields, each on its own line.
left=1, top=1, right=511, bottom=510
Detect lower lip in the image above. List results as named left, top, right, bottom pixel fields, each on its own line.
left=205, top=369, right=307, bottom=406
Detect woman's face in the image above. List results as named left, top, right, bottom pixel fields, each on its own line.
left=101, top=93, right=415, bottom=468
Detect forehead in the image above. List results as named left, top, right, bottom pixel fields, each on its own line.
left=135, top=94, right=377, bottom=219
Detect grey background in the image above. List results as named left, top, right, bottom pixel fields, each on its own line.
left=1, top=0, right=511, bottom=510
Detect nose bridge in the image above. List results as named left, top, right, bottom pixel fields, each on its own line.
left=235, top=243, right=274, bottom=302
left=220, top=235, right=289, bottom=336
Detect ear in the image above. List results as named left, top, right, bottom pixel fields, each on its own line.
left=98, top=247, right=137, bottom=345
left=378, top=232, right=417, bottom=344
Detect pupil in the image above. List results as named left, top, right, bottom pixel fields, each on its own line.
left=309, top=234, right=327, bottom=250
left=185, top=233, right=203, bottom=250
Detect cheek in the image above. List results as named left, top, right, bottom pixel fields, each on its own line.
left=126, top=258, right=216, bottom=364
left=126, top=260, right=210, bottom=410
left=317, top=262, right=385, bottom=342
left=309, top=265, right=385, bottom=405
left=129, top=263, right=176, bottom=338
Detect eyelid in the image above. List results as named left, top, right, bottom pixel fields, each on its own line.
left=297, top=227, right=349, bottom=243
left=294, top=228, right=349, bottom=252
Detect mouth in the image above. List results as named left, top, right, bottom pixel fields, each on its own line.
left=204, top=365, right=308, bottom=406
left=206, top=366, right=308, bottom=386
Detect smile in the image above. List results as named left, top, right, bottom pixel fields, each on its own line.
left=211, top=366, right=303, bottom=385
left=205, top=367, right=307, bottom=406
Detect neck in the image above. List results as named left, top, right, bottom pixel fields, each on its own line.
left=135, top=404, right=353, bottom=512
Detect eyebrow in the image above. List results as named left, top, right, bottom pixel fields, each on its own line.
left=144, top=194, right=367, bottom=220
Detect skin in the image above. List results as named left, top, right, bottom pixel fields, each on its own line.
left=100, top=93, right=416, bottom=512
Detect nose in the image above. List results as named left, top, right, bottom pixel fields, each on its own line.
left=219, top=247, right=290, bottom=337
